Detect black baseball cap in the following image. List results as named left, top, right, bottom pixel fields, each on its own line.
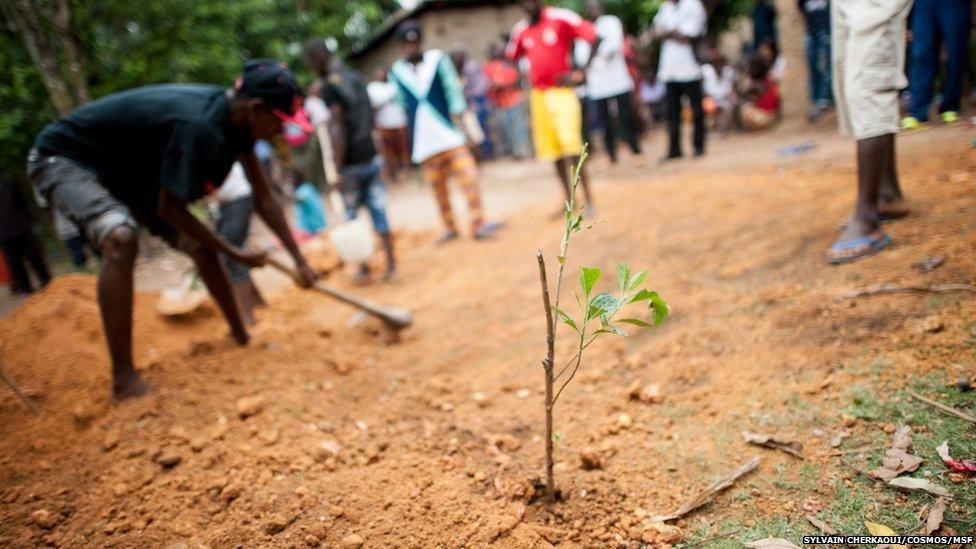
left=234, top=58, right=302, bottom=115
left=397, top=20, right=422, bottom=43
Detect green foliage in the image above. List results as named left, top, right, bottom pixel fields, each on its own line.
left=545, top=148, right=668, bottom=406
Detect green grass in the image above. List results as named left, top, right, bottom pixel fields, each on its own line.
left=679, top=375, right=976, bottom=548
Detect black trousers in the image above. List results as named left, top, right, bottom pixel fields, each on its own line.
left=665, top=79, right=706, bottom=158
left=1, top=231, right=51, bottom=294
left=594, top=91, right=641, bottom=161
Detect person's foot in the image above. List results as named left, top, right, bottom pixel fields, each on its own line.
left=836, top=200, right=909, bottom=231
left=437, top=231, right=459, bottom=244
left=112, top=370, right=150, bottom=401
left=660, top=154, right=681, bottom=164
left=693, top=150, right=705, bottom=158
left=474, top=221, right=504, bottom=240
left=900, top=116, right=927, bottom=131
left=827, top=230, right=892, bottom=264
left=231, top=327, right=250, bottom=346
left=382, top=267, right=397, bottom=283
left=940, top=111, right=960, bottom=124
left=807, top=105, right=825, bottom=121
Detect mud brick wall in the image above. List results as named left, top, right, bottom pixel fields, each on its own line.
left=353, top=4, right=523, bottom=72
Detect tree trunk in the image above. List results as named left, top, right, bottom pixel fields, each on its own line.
left=53, top=0, right=89, bottom=105
left=2, top=0, right=75, bottom=115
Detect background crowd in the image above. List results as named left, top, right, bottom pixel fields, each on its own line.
left=2, top=0, right=975, bottom=296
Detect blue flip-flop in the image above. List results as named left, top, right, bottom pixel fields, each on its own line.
left=827, top=233, right=892, bottom=265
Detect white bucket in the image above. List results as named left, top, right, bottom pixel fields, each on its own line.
left=329, top=215, right=375, bottom=264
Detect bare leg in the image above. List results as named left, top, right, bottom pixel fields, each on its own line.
left=877, top=135, right=908, bottom=215
left=98, top=226, right=149, bottom=400
left=840, top=135, right=888, bottom=241
left=553, top=159, right=571, bottom=195
left=380, top=233, right=396, bottom=280
left=231, top=280, right=255, bottom=326
left=190, top=246, right=249, bottom=345
left=247, top=279, right=267, bottom=308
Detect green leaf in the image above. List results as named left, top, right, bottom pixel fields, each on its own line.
left=596, top=325, right=627, bottom=337
left=618, top=318, right=653, bottom=328
left=628, top=270, right=648, bottom=291
left=590, top=292, right=619, bottom=316
left=616, top=262, right=630, bottom=292
left=648, top=291, right=670, bottom=326
left=629, top=288, right=655, bottom=304
left=580, top=267, right=601, bottom=297
left=552, top=306, right=579, bottom=332
left=556, top=255, right=566, bottom=264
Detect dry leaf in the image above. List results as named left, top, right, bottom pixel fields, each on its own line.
left=923, top=498, right=947, bottom=535
left=744, top=537, right=800, bottom=548
left=806, top=514, right=838, bottom=534
left=742, top=432, right=803, bottom=459
left=649, top=456, right=761, bottom=522
left=869, top=426, right=922, bottom=480
left=936, top=440, right=976, bottom=474
left=830, top=429, right=852, bottom=448
left=887, top=477, right=951, bottom=496
left=864, top=521, right=908, bottom=549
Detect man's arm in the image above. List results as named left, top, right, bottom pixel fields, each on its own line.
left=157, top=188, right=265, bottom=266
left=239, top=150, right=317, bottom=287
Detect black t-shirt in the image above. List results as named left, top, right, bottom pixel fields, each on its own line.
left=319, top=67, right=378, bottom=166
left=34, top=84, right=251, bottom=235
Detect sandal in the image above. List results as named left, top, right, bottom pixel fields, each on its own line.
left=827, top=233, right=892, bottom=265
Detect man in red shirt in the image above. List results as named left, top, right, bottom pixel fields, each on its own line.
left=508, top=0, right=600, bottom=214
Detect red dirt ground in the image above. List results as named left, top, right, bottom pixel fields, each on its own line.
left=0, top=124, right=974, bottom=547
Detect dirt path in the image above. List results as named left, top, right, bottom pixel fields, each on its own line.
left=0, top=124, right=974, bottom=548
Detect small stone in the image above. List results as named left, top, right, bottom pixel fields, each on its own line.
left=919, top=316, right=945, bottom=334
left=841, top=414, right=857, bottom=427
left=264, top=514, right=291, bottom=535
left=516, top=389, right=530, bottom=398
left=315, top=440, right=342, bottom=461
left=31, top=509, right=59, bottom=529
left=258, top=429, right=280, bottom=446
left=102, top=427, right=122, bottom=451
left=167, top=427, right=190, bottom=443
left=472, top=392, right=489, bottom=407
left=156, top=450, right=182, bottom=468
left=882, top=423, right=897, bottom=434
left=341, top=533, right=364, bottom=547
left=189, top=438, right=208, bottom=452
left=956, top=377, right=972, bottom=392
left=642, top=522, right=683, bottom=544
left=579, top=448, right=603, bottom=470
left=616, top=414, right=633, bottom=428
left=236, top=396, right=265, bottom=418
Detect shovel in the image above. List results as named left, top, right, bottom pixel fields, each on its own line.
left=265, top=255, right=412, bottom=330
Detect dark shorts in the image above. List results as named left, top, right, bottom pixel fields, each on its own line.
left=216, top=196, right=253, bottom=283
left=26, top=149, right=137, bottom=248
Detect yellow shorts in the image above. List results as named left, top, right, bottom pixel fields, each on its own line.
left=529, top=87, right=584, bottom=161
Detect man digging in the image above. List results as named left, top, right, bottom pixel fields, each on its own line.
left=27, top=59, right=318, bottom=400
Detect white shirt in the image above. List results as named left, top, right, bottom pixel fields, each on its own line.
left=653, top=0, right=707, bottom=83
left=216, top=162, right=251, bottom=204
left=366, top=80, right=408, bottom=130
left=701, top=63, right=735, bottom=105
left=586, top=15, right=633, bottom=100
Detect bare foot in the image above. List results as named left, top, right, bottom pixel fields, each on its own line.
left=878, top=198, right=910, bottom=218
left=112, top=371, right=150, bottom=401
left=232, top=328, right=250, bottom=345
